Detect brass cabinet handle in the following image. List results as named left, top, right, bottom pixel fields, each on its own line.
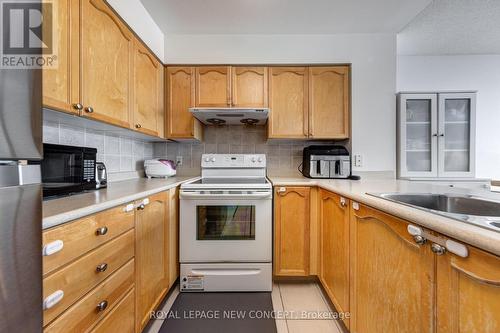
left=135, top=124, right=142, bottom=129
left=96, top=263, right=108, bottom=273
left=96, top=300, right=108, bottom=312
left=340, top=197, right=347, bottom=207
left=84, top=106, right=94, bottom=113
left=73, top=103, right=83, bottom=110
left=413, top=235, right=427, bottom=245
left=137, top=203, right=145, bottom=210
left=95, top=226, right=108, bottom=236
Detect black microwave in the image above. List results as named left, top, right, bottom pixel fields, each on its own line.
left=42, top=143, right=97, bottom=198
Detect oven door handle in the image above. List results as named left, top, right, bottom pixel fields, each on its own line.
left=180, top=191, right=272, bottom=199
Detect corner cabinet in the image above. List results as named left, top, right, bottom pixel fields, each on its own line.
left=349, top=203, right=435, bottom=333
left=319, top=190, right=350, bottom=329
left=166, top=67, right=203, bottom=140
left=397, top=92, right=476, bottom=179
left=274, top=186, right=310, bottom=277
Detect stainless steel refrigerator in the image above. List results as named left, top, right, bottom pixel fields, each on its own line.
left=0, top=64, right=43, bottom=331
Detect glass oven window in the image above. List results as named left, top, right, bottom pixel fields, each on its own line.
left=197, top=205, right=255, bottom=240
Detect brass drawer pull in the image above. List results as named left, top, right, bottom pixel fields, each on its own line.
left=84, top=106, right=94, bottom=113
left=73, top=103, right=83, bottom=110
left=96, top=263, right=108, bottom=273
left=96, top=300, right=108, bottom=312
left=135, top=124, right=142, bottom=129
left=95, top=226, right=108, bottom=236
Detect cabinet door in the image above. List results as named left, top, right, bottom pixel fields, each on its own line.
left=135, top=192, right=169, bottom=331
left=268, top=67, right=308, bottom=138
left=42, top=0, right=80, bottom=114
left=320, top=190, right=350, bottom=328
left=133, top=39, right=162, bottom=136
left=166, top=67, right=202, bottom=140
left=438, top=93, right=476, bottom=178
left=81, top=0, right=133, bottom=128
left=274, top=187, right=310, bottom=276
left=436, top=243, right=500, bottom=333
left=168, top=187, right=179, bottom=287
left=398, top=93, right=439, bottom=178
left=231, top=67, right=268, bottom=107
left=309, top=66, right=350, bottom=139
left=350, top=203, right=435, bottom=333
left=195, top=66, right=231, bottom=107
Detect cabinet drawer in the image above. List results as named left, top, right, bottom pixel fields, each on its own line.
left=43, top=203, right=135, bottom=275
left=43, top=230, right=135, bottom=326
left=44, top=259, right=135, bottom=333
left=90, top=287, right=135, bottom=333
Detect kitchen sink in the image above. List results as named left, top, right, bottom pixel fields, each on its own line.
left=369, top=193, right=500, bottom=232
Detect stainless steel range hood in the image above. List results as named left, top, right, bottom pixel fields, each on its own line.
left=189, top=107, right=269, bottom=125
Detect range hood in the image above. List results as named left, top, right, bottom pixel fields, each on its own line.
left=189, top=108, right=269, bottom=125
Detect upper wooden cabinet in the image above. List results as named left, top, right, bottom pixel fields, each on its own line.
left=133, top=39, right=163, bottom=137
left=320, top=190, right=350, bottom=329
left=309, top=66, right=350, bottom=139
left=436, top=243, right=500, bottom=333
left=231, top=67, right=268, bottom=107
left=350, top=203, right=435, bottom=333
left=274, top=186, right=310, bottom=276
left=268, top=67, right=309, bottom=138
left=81, top=0, right=133, bottom=128
left=166, top=67, right=202, bottom=140
left=135, top=192, right=169, bottom=332
left=42, top=0, right=80, bottom=114
left=195, top=66, right=231, bottom=107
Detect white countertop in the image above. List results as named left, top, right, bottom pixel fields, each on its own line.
left=269, top=176, right=500, bottom=256
left=42, top=176, right=197, bottom=229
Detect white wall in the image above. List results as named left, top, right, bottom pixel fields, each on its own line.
left=398, top=55, right=500, bottom=179
left=165, top=34, right=397, bottom=172
left=107, top=0, right=165, bottom=61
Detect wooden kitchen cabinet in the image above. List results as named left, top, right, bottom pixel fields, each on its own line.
left=319, top=190, right=350, bottom=328
left=42, top=0, right=80, bottom=114
left=350, top=203, right=435, bottom=333
left=195, top=66, right=231, bottom=107
left=231, top=67, right=268, bottom=107
left=166, top=67, right=203, bottom=140
left=81, top=0, right=133, bottom=128
left=436, top=243, right=500, bottom=333
left=268, top=67, right=309, bottom=138
left=135, top=191, right=169, bottom=331
left=274, top=186, right=310, bottom=276
left=133, top=39, right=163, bottom=137
left=309, top=66, right=350, bottom=139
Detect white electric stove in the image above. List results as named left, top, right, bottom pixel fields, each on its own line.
left=179, top=154, right=272, bottom=292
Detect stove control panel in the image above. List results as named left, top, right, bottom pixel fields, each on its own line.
left=201, top=154, right=266, bottom=168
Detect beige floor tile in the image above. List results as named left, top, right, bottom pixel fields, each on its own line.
left=275, top=319, right=289, bottom=333
left=287, top=320, right=341, bottom=333
left=279, top=282, right=331, bottom=317
left=272, top=282, right=284, bottom=312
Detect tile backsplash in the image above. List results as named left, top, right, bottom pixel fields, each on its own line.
left=43, top=120, right=153, bottom=179
left=154, top=125, right=340, bottom=177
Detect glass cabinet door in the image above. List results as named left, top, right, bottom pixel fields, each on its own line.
left=398, top=94, right=438, bottom=177
left=438, top=93, right=476, bottom=177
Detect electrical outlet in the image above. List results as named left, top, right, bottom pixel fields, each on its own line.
left=176, top=156, right=183, bottom=166
left=354, top=154, right=363, bottom=167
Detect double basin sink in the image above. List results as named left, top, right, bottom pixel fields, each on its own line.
left=370, top=193, right=500, bottom=232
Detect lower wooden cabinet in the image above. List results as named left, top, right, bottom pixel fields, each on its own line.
left=319, top=190, right=350, bottom=328
left=436, top=244, right=500, bottom=333
left=90, top=287, right=135, bottom=333
left=274, top=186, right=310, bottom=276
left=350, top=203, right=435, bottom=333
left=135, top=191, right=170, bottom=331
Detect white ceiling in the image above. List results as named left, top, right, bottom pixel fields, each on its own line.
left=398, top=0, right=500, bottom=55
left=140, top=0, right=431, bottom=35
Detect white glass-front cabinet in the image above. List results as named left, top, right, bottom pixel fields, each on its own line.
left=397, top=92, right=476, bottom=179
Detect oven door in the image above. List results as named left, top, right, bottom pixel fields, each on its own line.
left=180, top=189, right=272, bottom=263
